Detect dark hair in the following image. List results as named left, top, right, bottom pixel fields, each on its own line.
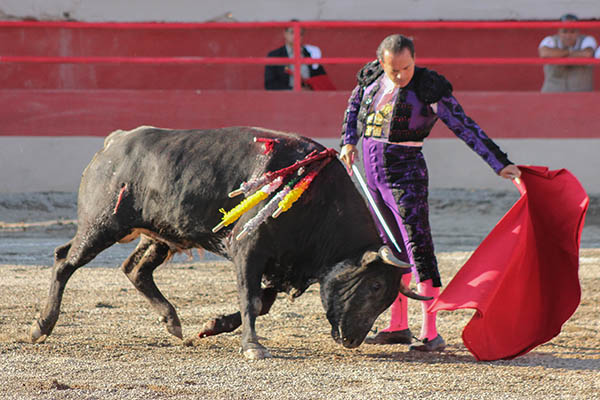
left=285, top=18, right=304, bottom=34
left=560, top=13, right=578, bottom=22
left=376, top=34, right=415, bottom=60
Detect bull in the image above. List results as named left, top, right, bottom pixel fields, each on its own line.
left=30, top=126, right=429, bottom=360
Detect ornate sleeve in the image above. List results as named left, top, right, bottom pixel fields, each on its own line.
left=436, top=94, right=512, bottom=174
left=340, top=85, right=364, bottom=146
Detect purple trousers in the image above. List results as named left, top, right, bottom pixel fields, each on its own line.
left=361, top=137, right=441, bottom=287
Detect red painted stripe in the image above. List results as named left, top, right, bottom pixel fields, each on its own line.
left=0, top=90, right=598, bottom=139
left=2, top=55, right=599, bottom=66
left=1, top=20, right=599, bottom=29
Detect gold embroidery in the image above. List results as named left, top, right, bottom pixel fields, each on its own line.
left=380, top=103, right=393, bottom=116
left=365, top=113, right=374, bottom=137
left=374, top=112, right=384, bottom=125
left=365, top=104, right=393, bottom=138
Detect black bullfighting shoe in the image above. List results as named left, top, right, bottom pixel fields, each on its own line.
left=364, top=328, right=413, bottom=345
left=408, top=334, right=446, bottom=352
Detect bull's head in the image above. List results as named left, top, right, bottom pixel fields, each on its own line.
left=319, top=246, right=431, bottom=348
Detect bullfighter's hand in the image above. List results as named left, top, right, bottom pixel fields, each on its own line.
left=340, top=144, right=359, bottom=174
left=499, top=164, right=521, bottom=180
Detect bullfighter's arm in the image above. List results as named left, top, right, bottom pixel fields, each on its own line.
left=435, top=94, right=513, bottom=175
left=339, top=85, right=364, bottom=169
left=340, top=85, right=363, bottom=147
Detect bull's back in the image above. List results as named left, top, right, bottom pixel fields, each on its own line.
left=78, top=126, right=324, bottom=243
left=98, top=126, right=322, bottom=198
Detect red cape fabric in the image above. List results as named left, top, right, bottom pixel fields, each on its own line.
left=429, top=166, right=589, bottom=361
left=304, top=74, right=336, bottom=91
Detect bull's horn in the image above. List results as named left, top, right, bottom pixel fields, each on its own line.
left=378, top=246, right=412, bottom=269
left=398, top=283, right=433, bottom=301
left=377, top=247, right=433, bottom=301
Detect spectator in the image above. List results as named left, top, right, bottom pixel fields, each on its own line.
left=264, top=22, right=333, bottom=90
left=339, top=34, right=521, bottom=352
left=538, top=13, right=597, bottom=92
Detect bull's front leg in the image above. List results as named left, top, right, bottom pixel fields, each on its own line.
left=30, top=252, right=77, bottom=343
left=31, top=233, right=113, bottom=343
left=236, top=260, right=271, bottom=360
left=198, top=287, right=278, bottom=337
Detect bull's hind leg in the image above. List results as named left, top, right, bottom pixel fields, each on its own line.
left=30, top=232, right=118, bottom=343
left=120, top=235, right=182, bottom=339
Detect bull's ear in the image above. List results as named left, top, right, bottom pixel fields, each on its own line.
left=360, top=250, right=379, bottom=266
left=378, top=246, right=413, bottom=272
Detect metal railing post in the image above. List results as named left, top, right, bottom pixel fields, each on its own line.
left=292, top=20, right=302, bottom=92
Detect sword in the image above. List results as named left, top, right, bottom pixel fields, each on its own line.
left=351, top=164, right=403, bottom=256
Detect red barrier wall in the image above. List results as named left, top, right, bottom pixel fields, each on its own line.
left=1, top=90, right=599, bottom=138
left=2, top=23, right=600, bottom=91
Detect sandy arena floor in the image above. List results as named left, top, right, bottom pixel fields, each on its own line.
left=0, top=190, right=598, bottom=399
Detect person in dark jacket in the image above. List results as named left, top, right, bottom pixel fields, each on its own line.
left=264, top=25, right=328, bottom=90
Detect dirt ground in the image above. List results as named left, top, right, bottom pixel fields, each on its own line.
left=0, top=191, right=599, bottom=399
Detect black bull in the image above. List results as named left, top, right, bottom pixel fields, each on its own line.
left=30, top=126, right=430, bottom=360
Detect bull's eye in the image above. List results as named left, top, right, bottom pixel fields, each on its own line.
left=370, top=280, right=382, bottom=292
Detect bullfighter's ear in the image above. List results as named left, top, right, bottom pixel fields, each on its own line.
left=378, top=246, right=413, bottom=270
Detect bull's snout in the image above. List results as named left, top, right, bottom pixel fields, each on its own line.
left=330, top=325, right=365, bottom=348
left=341, top=336, right=363, bottom=349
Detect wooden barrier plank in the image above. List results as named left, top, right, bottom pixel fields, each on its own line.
left=1, top=90, right=599, bottom=138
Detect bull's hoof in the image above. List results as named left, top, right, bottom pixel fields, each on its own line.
left=159, top=316, right=183, bottom=340
left=166, top=323, right=183, bottom=340
left=241, top=345, right=272, bottom=360
left=29, top=321, right=47, bottom=344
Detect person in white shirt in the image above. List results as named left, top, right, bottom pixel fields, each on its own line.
left=538, top=13, right=597, bottom=92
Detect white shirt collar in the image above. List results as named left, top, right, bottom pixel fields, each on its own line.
left=382, top=74, right=397, bottom=94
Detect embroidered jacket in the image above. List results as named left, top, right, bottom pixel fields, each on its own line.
left=341, top=61, right=512, bottom=173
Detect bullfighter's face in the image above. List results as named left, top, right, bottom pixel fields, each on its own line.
left=379, top=48, right=415, bottom=88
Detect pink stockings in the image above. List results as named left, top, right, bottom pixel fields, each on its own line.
left=381, top=273, right=412, bottom=332
left=416, top=279, right=439, bottom=341
left=382, top=276, right=439, bottom=341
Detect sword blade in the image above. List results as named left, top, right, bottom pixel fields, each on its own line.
left=351, top=164, right=403, bottom=255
